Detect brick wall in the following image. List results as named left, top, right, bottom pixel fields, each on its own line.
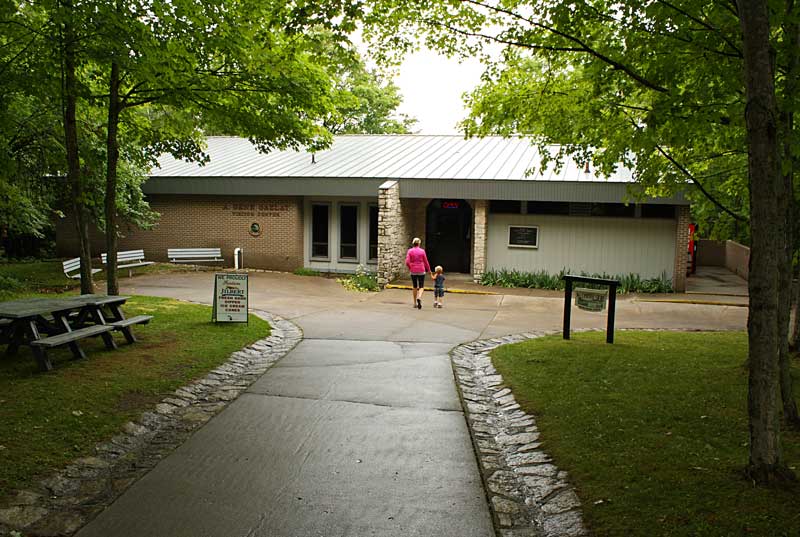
left=672, top=205, right=691, bottom=292
left=55, top=195, right=304, bottom=271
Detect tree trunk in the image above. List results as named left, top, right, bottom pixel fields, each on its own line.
left=779, top=2, right=800, bottom=427
left=105, top=60, right=121, bottom=296
left=778, top=135, right=799, bottom=428
left=62, top=5, right=93, bottom=295
left=737, top=0, right=796, bottom=484
left=791, top=257, right=800, bottom=350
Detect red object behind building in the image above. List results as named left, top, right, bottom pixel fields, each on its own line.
left=687, top=223, right=698, bottom=275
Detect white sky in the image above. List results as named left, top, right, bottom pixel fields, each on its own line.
left=392, top=48, right=487, bottom=135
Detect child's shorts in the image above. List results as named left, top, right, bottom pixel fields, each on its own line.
left=434, top=287, right=445, bottom=298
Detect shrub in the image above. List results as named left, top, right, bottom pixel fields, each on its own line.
left=337, top=265, right=379, bottom=292
left=293, top=267, right=321, bottom=276
left=481, top=268, right=673, bottom=294
left=0, top=275, right=24, bottom=298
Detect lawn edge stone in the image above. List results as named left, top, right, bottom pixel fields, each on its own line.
left=0, top=310, right=301, bottom=537
left=451, top=330, right=590, bottom=537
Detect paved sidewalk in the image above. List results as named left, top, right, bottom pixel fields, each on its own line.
left=75, top=271, right=747, bottom=537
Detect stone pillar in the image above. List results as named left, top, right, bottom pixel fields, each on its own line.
left=378, top=180, right=402, bottom=288
left=472, top=199, right=488, bottom=283
left=672, top=205, right=691, bottom=292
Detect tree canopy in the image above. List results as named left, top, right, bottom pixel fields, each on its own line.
left=365, top=0, right=799, bottom=485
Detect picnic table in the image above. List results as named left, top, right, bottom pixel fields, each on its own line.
left=0, top=295, right=152, bottom=372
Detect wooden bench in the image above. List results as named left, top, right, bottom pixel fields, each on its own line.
left=110, top=314, right=153, bottom=343
left=63, top=258, right=103, bottom=280
left=30, top=324, right=115, bottom=365
left=101, top=249, right=154, bottom=277
left=168, top=248, right=224, bottom=266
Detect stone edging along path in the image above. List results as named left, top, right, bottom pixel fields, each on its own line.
left=0, top=310, right=302, bottom=537
left=451, top=332, right=589, bottom=537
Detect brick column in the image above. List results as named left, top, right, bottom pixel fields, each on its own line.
left=472, top=199, right=488, bottom=283
left=378, top=181, right=403, bottom=288
left=673, top=205, right=691, bottom=292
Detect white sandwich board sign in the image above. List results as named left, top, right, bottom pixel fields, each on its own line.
left=213, top=273, right=249, bottom=323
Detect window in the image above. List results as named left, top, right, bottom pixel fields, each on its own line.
left=369, top=205, right=379, bottom=261
left=641, top=204, right=676, bottom=218
left=339, top=204, right=358, bottom=260
left=508, top=226, right=539, bottom=248
left=590, top=203, right=635, bottom=217
left=311, top=204, right=329, bottom=259
left=527, top=201, right=570, bottom=215
left=489, top=200, right=522, bottom=214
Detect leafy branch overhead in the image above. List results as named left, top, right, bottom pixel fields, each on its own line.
left=365, top=0, right=797, bottom=232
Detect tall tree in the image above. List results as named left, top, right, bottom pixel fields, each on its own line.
left=323, top=45, right=417, bottom=134
left=365, top=0, right=798, bottom=483
left=60, top=0, right=94, bottom=294
left=86, top=0, right=355, bottom=294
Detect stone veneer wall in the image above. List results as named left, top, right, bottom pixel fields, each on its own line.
left=472, top=199, right=488, bottom=283
left=672, top=205, right=691, bottom=292
left=377, top=182, right=431, bottom=287
left=56, top=195, right=304, bottom=271
left=377, top=181, right=405, bottom=287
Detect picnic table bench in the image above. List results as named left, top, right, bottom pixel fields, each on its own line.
left=101, top=249, right=154, bottom=277
left=62, top=257, right=103, bottom=280
left=0, top=295, right=152, bottom=371
left=168, top=248, right=224, bottom=265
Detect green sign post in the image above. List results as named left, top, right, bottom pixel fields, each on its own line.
left=562, top=275, right=619, bottom=343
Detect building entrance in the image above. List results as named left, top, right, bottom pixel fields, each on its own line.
left=425, top=199, right=471, bottom=273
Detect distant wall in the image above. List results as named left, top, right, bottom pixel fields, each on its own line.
left=697, top=239, right=749, bottom=280
left=696, top=240, right=726, bottom=267
left=56, top=194, right=304, bottom=271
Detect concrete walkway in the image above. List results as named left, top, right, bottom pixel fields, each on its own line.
left=76, top=271, right=747, bottom=537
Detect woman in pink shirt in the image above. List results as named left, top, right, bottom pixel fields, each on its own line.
left=405, top=237, right=431, bottom=309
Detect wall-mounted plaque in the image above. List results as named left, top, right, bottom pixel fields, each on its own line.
left=508, top=225, right=539, bottom=248
left=249, top=222, right=262, bottom=237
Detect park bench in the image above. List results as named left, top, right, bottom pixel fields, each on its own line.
left=101, top=249, right=154, bottom=277
left=168, top=248, right=224, bottom=266
left=62, top=257, right=103, bottom=280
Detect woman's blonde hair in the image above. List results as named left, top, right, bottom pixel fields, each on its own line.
left=412, top=237, right=421, bottom=246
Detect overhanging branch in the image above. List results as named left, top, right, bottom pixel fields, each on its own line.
left=656, top=144, right=747, bottom=222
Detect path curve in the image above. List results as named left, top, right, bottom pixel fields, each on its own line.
left=63, top=271, right=745, bottom=537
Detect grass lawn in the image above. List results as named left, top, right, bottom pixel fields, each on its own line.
left=491, top=331, right=800, bottom=537
left=0, top=294, right=269, bottom=498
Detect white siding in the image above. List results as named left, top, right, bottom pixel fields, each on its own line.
left=486, top=214, right=676, bottom=280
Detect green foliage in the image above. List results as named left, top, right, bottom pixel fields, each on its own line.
left=481, top=268, right=566, bottom=290
left=491, top=331, right=800, bottom=535
left=321, top=41, right=417, bottom=134
left=480, top=269, right=673, bottom=294
left=293, top=267, right=321, bottom=276
left=337, top=264, right=379, bottom=292
left=1, top=0, right=386, bottom=251
left=0, top=275, right=24, bottom=299
left=364, top=0, right=798, bottom=240
left=0, top=295, right=269, bottom=494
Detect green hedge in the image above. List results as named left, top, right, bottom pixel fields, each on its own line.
left=480, top=268, right=674, bottom=294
